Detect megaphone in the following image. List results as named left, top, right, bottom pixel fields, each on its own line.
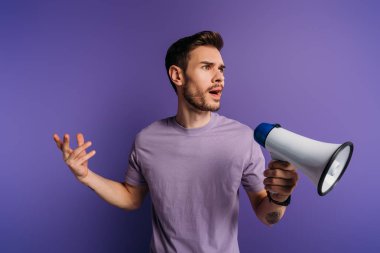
left=254, top=123, right=354, bottom=196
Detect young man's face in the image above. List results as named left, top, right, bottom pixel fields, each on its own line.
left=182, top=45, right=225, bottom=112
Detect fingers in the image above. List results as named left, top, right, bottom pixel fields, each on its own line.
left=264, top=177, right=296, bottom=187
left=268, top=160, right=296, bottom=171
left=53, top=134, right=63, bottom=150
left=67, top=141, right=92, bottom=161
left=76, top=150, right=96, bottom=165
left=77, top=133, right=85, bottom=146
left=62, top=134, right=72, bottom=153
left=53, top=133, right=86, bottom=151
left=264, top=176, right=297, bottom=193
left=76, top=133, right=87, bottom=159
left=66, top=144, right=96, bottom=167
left=264, top=168, right=296, bottom=179
left=53, top=133, right=73, bottom=154
left=264, top=160, right=299, bottom=196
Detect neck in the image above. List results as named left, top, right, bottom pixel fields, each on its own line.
left=175, top=100, right=211, bottom=129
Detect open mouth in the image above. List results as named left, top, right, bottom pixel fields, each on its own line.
left=208, top=87, right=223, bottom=95
left=209, top=90, right=221, bottom=95
left=208, top=89, right=222, bottom=100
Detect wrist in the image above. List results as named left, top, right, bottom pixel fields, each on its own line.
left=77, top=169, right=91, bottom=185
left=267, top=191, right=291, bottom=206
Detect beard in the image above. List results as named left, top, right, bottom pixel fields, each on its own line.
left=183, top=81, right=221, bottom=112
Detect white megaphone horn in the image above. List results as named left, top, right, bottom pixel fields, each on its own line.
left=254, top=123, right=354, bottom=196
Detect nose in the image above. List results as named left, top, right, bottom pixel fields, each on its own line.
left=212, top=69, right=224, bottom=85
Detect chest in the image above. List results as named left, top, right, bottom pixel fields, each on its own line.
left=139, top=134, right=248, bottom=193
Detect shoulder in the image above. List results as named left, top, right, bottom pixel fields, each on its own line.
left=215, top=113, right=253, bottom=138
left=214, top=113, right=262, bottom=159
left=134, top=116, right=172, bottom=144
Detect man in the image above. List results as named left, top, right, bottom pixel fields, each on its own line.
left=53, top=31, right=298, bottom=253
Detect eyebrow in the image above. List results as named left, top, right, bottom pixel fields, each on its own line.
left=200, top=61, right=226, bottom=69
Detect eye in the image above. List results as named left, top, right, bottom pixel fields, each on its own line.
left=202, top=65, right=211, bottom=70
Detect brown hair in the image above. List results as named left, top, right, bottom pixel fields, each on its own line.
left=165, top=31, right=224, bottom=93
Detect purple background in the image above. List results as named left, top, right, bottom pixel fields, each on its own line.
left=1, top=0, right=379, bottom=252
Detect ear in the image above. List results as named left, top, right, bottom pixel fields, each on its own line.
left=168, top=65, right=185, bottom=88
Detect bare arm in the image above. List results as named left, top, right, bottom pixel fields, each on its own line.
left=53, top=133, right=148, bottom=211
left=247, top=160, right=298, bottom=226
left=247, top=189, right=286, bottom=226
left=79, top=170, right=148, bottom=211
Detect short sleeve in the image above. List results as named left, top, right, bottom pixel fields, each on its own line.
left=241, top=139, right=266, bottom=193
left=125, top=142, right=147, bottom=186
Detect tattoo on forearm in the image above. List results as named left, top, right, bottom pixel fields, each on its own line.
left=265, top=212, right=281, bottom=225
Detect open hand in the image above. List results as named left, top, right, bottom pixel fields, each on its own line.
left=53, top=133, right=96, bottom=180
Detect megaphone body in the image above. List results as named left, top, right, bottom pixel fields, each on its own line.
left=254, top=123, right=353, bottom=196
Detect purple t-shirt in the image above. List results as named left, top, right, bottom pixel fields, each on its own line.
left=125, top=112, right=265, bottom=253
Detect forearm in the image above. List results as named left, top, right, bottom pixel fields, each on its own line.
left=255, top=196, right=287, bottom=226
left=255, top=160, right=298, bottom=226
left=78, top=170, right=138, bottom=211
